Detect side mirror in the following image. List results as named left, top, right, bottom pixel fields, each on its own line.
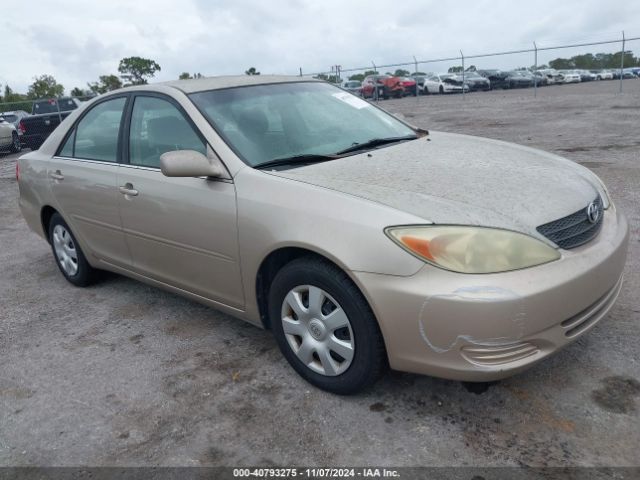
left=160, top=149, right=226, bottom=178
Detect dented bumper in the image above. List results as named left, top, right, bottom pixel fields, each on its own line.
left=354, top=207, right=629, bottom=381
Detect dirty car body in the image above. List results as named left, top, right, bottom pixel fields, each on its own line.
left=17, top=76, right=628, bottom=393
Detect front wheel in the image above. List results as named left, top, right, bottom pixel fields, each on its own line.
left=269, top=257, right=386, bottom=394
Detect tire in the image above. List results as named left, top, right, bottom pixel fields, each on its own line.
left=10, top=132, right=21, bottom=153
left=48, top=212, right=98, bottom=287
left=439, top=85, right=444, bottom=94
left=269, top=256, right=386, bottom=394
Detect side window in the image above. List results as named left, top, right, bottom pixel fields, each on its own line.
left=58, top=129, right=75, bottom=157
left=74, top=97, right=126, bottom=162
left=129, top=96, right=206, bottom=168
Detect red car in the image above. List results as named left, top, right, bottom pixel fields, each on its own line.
left=362, top=75, right=405, bottom=99
left=399, top=77, right=418, bottom=96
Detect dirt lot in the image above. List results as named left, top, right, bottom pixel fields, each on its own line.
left=1, top=79, right=639, bottom=467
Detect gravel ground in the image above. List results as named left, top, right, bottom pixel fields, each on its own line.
left=1, top=79, right=639, bottom=468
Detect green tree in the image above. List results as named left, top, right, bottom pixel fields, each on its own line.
left=27, top=75, right=64, bottom=99
left=393, top=69, right=411, bottom=77
left=118, top=56, right=161, bottom=85
left=179, top=72, right=203, bottom=80
left=245, top=67, right=260, bottom=75
left=448, top=66, right=463, bottom=73
left=70, top=87, right=89, bottom=98
left=348, top=70, right=378, bottom=82
left=87, top=74, right=123, bottom=94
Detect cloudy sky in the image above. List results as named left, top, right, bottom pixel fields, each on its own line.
left=2, top=0, right=639, bottom=94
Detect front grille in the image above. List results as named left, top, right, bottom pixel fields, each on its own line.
left=537, top=196, right=603, bottom=249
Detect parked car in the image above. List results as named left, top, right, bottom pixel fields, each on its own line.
left=537, top=69, right=563, bottom=84
left=559, top=71, right=581, bottom=83
left=0, top=110, right=30, bottom=146
left=591, top=70, right=614, bottom=80
left=476, top=69, right=509, bottom=90
left=342, top=80, right=363, bottom=96
left=504, top=71, right=534, bottom=88
left=411, top=75, right=428, bottom=93
left=575, top=70, right=596, bottom=82
left=423, top=74, right=469, bottom=94
left=532, top=72, right=550, bottom=86
left=399, top=77, right=418, bottom=96
left=0, top=117, right=21, bottom=153
left=461, top=71, right=491, bottom=91
left=362, top=75, right=405, bottom=99
left=17, top=76, right=628, bottom=394
left=19, top=97, right=83, bottom=150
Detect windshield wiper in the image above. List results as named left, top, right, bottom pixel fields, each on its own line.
left=254, top=154, right=339, bottom=170
left=335, top=135, right=418, bottom=155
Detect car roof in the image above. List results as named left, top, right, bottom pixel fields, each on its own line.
left=151, top=75, right=319, bottom=94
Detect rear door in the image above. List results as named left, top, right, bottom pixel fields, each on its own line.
left=48, top=95, right=132, bottom=267
left=117, top=93, right=244, bottom=308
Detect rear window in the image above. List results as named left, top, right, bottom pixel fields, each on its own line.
left=34, top=99, right=78, bottom=114
left=1, top=114, right=17, bottom=122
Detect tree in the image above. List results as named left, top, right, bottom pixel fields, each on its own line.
left=393, top=69, right=410, bottom=77
left=348, top=70, right=378, bottom=82
left=118, top=56, right=161, bottom=85
left=87, top=74, right=123, bottom=95
left=179, top=72, right=203, bottom=80
left=27, top=75, right=64, bottom=99
left=464, top=65, right=477, bottom=72
left=245, top=67, right=260, bottom=75
left=70, top=87, right=90, bottom=98
left=448, top=66, right=463, bottom=73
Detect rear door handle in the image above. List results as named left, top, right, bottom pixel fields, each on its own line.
left=50, top=170, right=64, bottom=181
left=119, top=183, right=139, bottom=196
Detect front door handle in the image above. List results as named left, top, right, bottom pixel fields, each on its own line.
left=50, top=170, right=64, bottom=181
left=119, top=183, right=139, bottom=196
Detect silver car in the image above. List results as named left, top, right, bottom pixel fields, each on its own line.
left=17, top=76, right=628, bottom=394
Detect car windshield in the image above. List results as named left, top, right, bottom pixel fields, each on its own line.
left=190, top=82, right=416, bottom=167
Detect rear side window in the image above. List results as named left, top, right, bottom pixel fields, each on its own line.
left=128, top=96, right=206, bottom=168
left=73, top=97, right=126, bottom=162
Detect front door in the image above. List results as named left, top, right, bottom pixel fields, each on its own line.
left=117, top=94, right=244, bottom=308
left=48, top=95, right=132, bottom=268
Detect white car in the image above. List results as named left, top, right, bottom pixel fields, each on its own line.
left=0, top=117, right=21, bottom=153
left=594, top=70, right=614, bottom=80
left=560, top=71, right=581, bottom=84
left=423, top=74, right=469, bottom=94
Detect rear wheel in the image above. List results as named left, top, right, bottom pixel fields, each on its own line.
left=48, top=213, right=98, bottom=287
left=439, top=85, right=444, bottom=94
left=10, top=132, right=21, bottom=153
left=269, top=257, right=386, bottom=394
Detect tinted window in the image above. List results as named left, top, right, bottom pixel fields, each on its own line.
left=74, top=97, right=126, bottom=162
left=129, top=96, right=206, bottom=168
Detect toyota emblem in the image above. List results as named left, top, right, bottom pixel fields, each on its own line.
left=587, top=201, right=601, bottom=224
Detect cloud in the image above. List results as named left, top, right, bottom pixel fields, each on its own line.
left=2, top=0, right=638, bottom=94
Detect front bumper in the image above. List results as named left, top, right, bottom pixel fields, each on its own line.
left=354, top=207, right=629, bottom=381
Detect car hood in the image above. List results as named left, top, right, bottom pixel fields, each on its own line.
left=267, top=131, right=605, bottom=240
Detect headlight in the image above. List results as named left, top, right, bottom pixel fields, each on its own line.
left=385, top=226, right=560, bottom=274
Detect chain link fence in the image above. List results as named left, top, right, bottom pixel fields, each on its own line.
left=299, top=34, right=640, bottom=100
left=2, top=34, right=639, bottom=153
left=0, top=95, right=94, bottom=152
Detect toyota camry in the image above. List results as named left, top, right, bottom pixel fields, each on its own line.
left=17, top=76, right=628, bottom=394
